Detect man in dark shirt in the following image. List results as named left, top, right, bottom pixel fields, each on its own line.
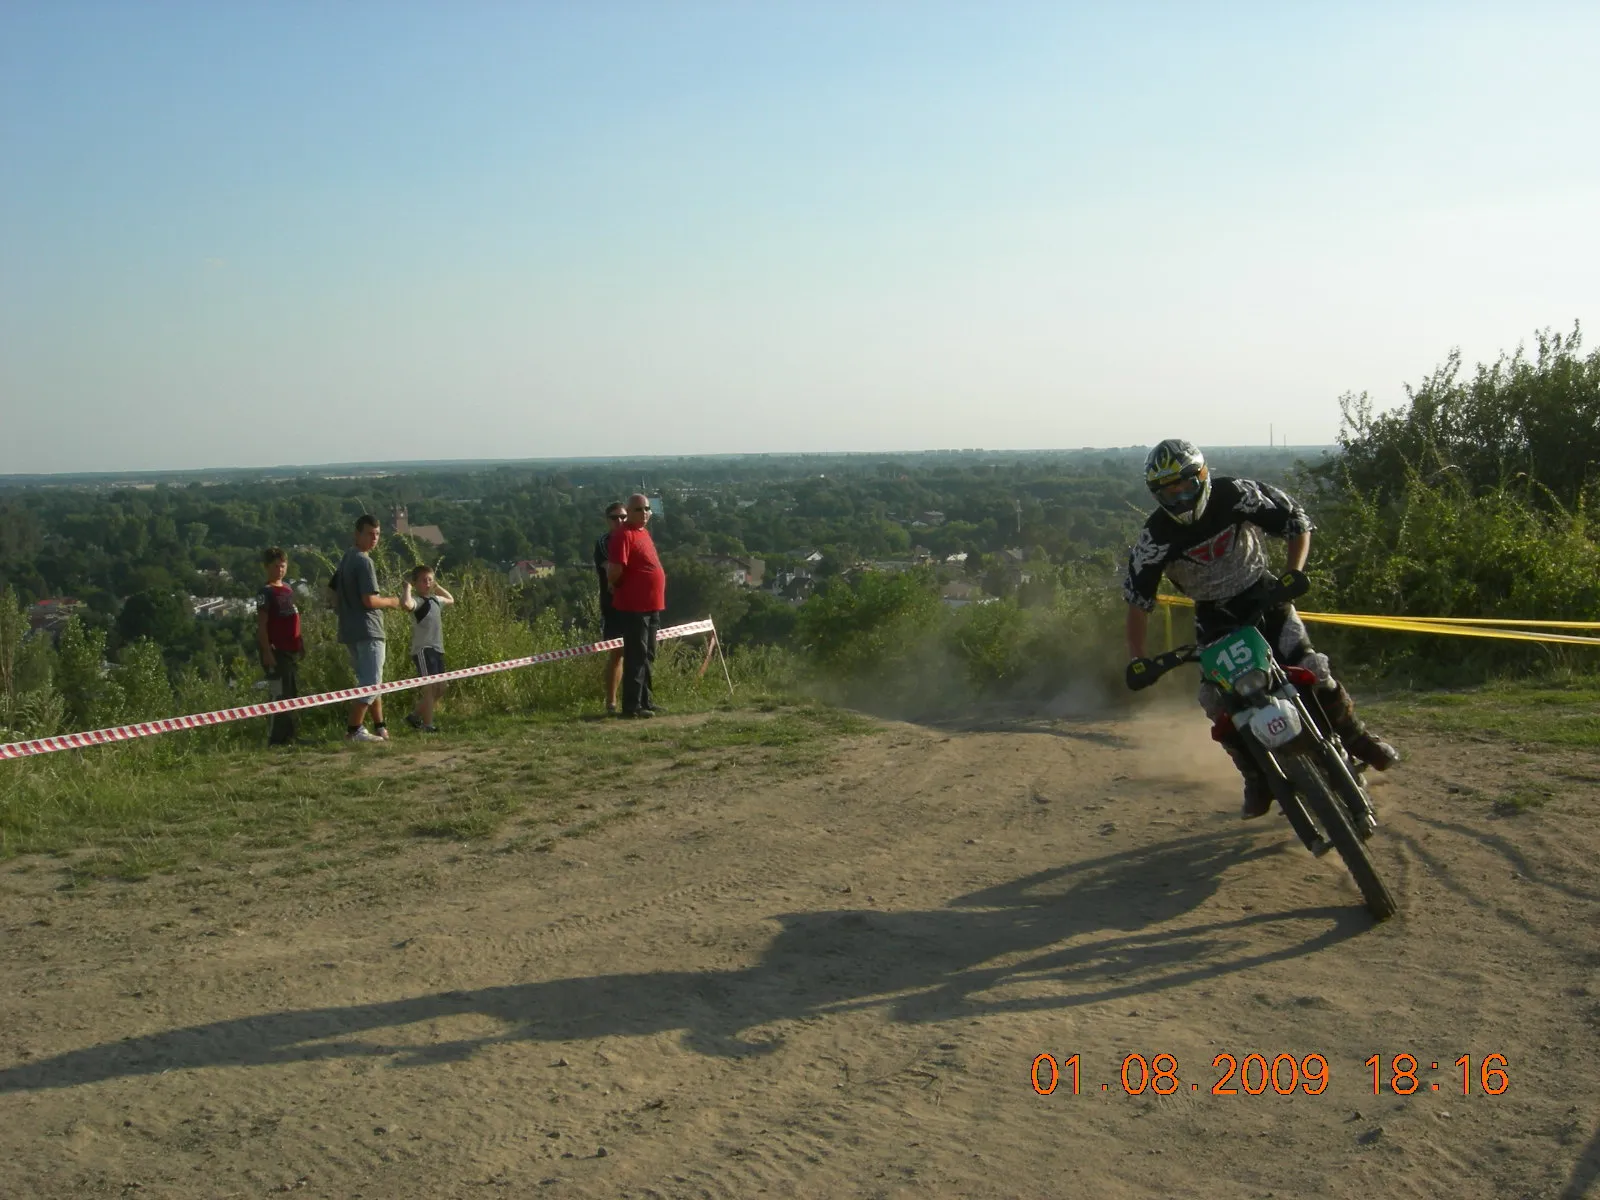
left=594, top=502, right=628, bottom=715
left=335, top=514, right=402, bottom=743
left=606, top=493, right=667, bottom=718
left=1123, top=439, right=1397, bottom=818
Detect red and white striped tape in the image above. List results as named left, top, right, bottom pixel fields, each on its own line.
left=0, top=619, right=717, bottom=762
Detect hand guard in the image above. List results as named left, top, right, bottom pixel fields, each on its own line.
left=1125, top=657, right=1157, bottom=692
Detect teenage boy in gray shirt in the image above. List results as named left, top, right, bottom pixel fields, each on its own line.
left=335, top=514, right=401, bottom=742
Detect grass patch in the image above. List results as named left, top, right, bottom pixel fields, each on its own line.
left=1492, top=790, right=1550, bottom=816
left=1363, top=678, right=1600, bottom=749
left=0, top=701, right=875, bottom=885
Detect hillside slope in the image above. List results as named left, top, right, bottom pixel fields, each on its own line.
left=1, top=706, right=1596, bottom=1199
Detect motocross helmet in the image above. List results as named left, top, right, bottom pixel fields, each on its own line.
left=1144, top=439, right=1212, bottom=524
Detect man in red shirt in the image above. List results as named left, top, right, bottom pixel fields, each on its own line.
left=606, top=493, right=667, bottom=718
left=257, top=547, right=304, bottom=746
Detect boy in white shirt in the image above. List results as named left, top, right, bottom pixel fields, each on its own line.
left=401, top=565, right=455, bottom=733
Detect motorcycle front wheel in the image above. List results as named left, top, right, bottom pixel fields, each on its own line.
left=1282, top=752, right=1398, bottom=921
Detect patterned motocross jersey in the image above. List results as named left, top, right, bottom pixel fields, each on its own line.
left=1121, top=477, right=1313, bottom=612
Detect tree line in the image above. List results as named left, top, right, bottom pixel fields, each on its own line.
left=1, top=322, right=1595, bottom=739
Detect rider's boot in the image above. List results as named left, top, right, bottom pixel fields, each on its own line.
left=1216, top=727, right=1274, bottom=819
left=1316, top=680, right=1400, bottom=771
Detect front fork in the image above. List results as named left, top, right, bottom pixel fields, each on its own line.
left=1240, top=733, right=1331, bottom=856
left=1296, top=688, right=1380, bottom=836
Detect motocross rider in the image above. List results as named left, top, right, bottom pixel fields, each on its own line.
left=1122, top=439, right=1399, bottom=818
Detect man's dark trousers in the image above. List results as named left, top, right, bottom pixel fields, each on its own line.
left=620, top=610, right=661, bottom=713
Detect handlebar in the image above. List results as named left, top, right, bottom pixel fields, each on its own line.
left=1125, top=569, right=1310, bottom=692
left=1125, top=645, right=1198, bottom=691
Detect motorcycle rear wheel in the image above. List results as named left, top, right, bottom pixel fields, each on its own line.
left=1283, top=752, right=1398, bottom=921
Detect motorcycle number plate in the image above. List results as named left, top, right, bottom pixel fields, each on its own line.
left=1248, top=699, right=1303, bottom=749
left=1200, top=626, right=1272, bottom=688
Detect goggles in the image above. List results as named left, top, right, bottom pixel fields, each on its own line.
left=1154, top=476, right=1202, bottom=508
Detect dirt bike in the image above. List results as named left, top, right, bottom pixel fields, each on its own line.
left=1125, top=570, right=1398, bottom=921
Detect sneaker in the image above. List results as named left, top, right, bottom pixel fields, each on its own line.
left=1344, top=731, right=1399, bottom=771
left=643, top=703, right=666, bottom=714
left=1240, top=776, right=1273, bottom=820
left=605, top=704, right=619, bottom=718
left=421, top=723, right=439, bottom=734
left=373, top=724, right=390, bottom=741
left=404, top=713, right=424, bottom=730
left=346, top=727, right=384, bottom=744
left=622, top=709, right=655, bottom=719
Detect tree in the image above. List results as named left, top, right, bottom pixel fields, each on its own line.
left=0, top=587, right=25, bottom=710
left=116, top=589, right=196, bottom=655
left=795, top=568, right=941, bottom=677
left=729, top=591, right=799, bottom=646
left=118, top=638, right=175, bottom=719
left=56, top=616, right=124, bottom=730
left=1323, top=324, right=1600, bottom=511
left=660, top=553, right=750, bottom=633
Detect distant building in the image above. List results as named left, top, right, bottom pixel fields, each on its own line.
left=391, top=505, right=446, bottom=548
left=999, top=547, right=1036, bottom=584
left=191, top=596, right=256, bottom=620
left=509, top=559, right=558, bottom=585
left=940, top=581, right=984, bottom=608
left=701, top=555, right=765, bottom=588
left=768, top=569, right=815, bottom=602
left=27, top=597, right=86, bottom=633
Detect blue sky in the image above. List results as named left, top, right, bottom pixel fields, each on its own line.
left=3, top=2, right=1597, bottom=473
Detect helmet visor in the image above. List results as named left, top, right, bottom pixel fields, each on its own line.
left=1155, top=476, right=1202, bottom=512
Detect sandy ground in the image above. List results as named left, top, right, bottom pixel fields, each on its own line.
left=2, top=707, right=1597, bottom=1200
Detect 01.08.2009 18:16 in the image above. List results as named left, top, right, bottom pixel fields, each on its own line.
left=1031, top=1053, right=1512, bottom=1097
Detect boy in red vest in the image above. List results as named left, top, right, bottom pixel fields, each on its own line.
left=257, top=547, right=304, bottom=746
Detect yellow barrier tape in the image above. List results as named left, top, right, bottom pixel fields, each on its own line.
left=1153, top=594, right=1600, bottom=647
left=1345, top=615, right=1600, bottom=629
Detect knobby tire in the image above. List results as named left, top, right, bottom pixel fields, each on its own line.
left=1283, top=752, right=1398, bottom=921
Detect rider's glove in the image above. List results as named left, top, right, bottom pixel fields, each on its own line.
left=1125, top=657, right=1156, bottom=692
left=1277, top=568, right=1310, bottom=598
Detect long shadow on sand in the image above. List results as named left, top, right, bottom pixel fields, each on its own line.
left=0, top=829, right=1374, bottom=1094
left=1563, top=1122, right=1600, bottom=1199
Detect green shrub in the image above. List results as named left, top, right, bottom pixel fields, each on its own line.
left=795, top=569, right=943, bottom=678
left=947, top=600, right=1027, bottom=687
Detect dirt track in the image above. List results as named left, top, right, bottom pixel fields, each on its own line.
left=2, top=707, right=1597, bottom=1199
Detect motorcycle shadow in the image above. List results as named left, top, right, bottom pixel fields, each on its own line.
left=0, top=832, right=1370, bottom=1092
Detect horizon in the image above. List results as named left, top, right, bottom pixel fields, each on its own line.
left=0, top=442, right=1336, bottom=486
left=4, top=3, right=1596, bottom=474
